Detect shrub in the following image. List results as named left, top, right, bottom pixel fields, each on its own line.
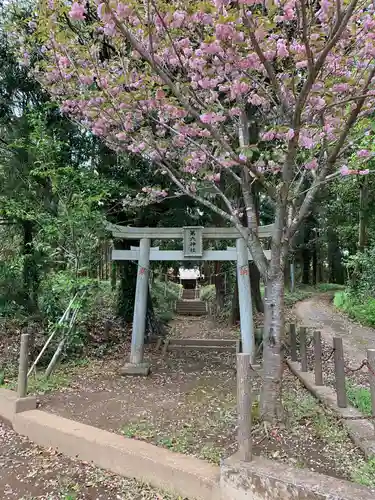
left=346, top=247, right=375, bottom=296
left=39, top=271, right=110, bottom=322
left=0, top=257, right=26, bottom=316
left=151, top=279, right=181, bottom=322
left=38, top=271, right=116, bottom=357
left=200, top=284, right=216, bottom=302
left=316, top=283, right=345, bottom=292
left=334, top=291, right=375, bottom=327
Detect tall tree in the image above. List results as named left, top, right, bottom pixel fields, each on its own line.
left=30, top=0, right=375, bottom=419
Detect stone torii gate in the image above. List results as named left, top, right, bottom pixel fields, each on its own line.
left=107, top=223, right=272, bottom=375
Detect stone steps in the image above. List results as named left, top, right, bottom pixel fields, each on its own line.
left=181, top=289, right=199, bottom=300
left=164, top=338, right=240, bottom=353
left=175, top=299, right=207, bottom=316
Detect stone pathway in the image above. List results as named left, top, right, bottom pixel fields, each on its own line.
left=295, top=294, right=375, bottom=365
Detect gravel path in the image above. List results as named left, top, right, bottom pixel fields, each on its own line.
left=295, top=294, right=375, bottom=365
left=0, top=419, right=181, bottom=500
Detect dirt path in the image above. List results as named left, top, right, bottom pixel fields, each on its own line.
left=169, top=315, right=238, bottom=339
left=295, top=294, right=375, bottom=365
left=0, top=418, right=180, bottom=500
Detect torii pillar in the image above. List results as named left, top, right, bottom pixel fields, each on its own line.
left=236, top=237, right=254, bottom=357
left=120, top=238, right=151, bottom=376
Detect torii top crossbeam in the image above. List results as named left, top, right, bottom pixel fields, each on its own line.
left=107, top=223, right=273, bottom=240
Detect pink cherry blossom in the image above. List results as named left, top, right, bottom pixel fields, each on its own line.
left=305, top=158, right=318, bottom=170
left=215, top=24, right=236, bottom=41
left=248, top=94, right=264, bottom=106
left=296, top=60, right=308, bottom=69
left=332, top=83, right=349, bottom=93
left=69, top=2, right=86, bottom=21
left=261, top=131, right=275, bottom=141
left=172, top=11, right=186, bottom=28
left=200, top=112, right=226, bottom=124
left=277, top=39, right=289, bottom=58
left=116, top=132, right=127, bottom=141
left=299, top=134, right=315, bottom=149
left=104, top=22, right=116, bottom=36
left=230, top=81, right=250, bottom=99
left=81, top=75, right=94, bottom=85
left=359, top=169, right=370, bottom=175
left=357, top=149, right=370, bottom=158
left=340, top=165, right=350, bottom=176
left=285, top=129, right=295, bottom=140
left=58, top=56, right=70, bottom=68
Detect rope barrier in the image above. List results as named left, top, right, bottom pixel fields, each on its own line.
left=345, top=359, right=368, bottom=374
left=322, top=347, right=335, bottom=363
left=344, top=359, right=375, bottom=376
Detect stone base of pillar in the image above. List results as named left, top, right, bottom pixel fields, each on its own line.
left=119, top=362, right=151, bottom=376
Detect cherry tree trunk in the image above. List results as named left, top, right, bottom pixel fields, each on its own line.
left=260, top=260, right=285, bottom=421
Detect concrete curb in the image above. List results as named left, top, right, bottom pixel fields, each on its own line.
left=0, top=388, right=37, bottom=421
left=287, top=360, right=375, bottom=459
left=221, top=454, right=375, bottom=500
left=2, top=387, right=375, bottom=499
left=0, top=389, right=219, bottom=500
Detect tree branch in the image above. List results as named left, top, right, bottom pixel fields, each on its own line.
left=293, top=0, right=359, bottom=129
left=289, top=66, right=375, bottom=238
left=107, top=5, right=235, bottom=156
left=243, top=13, right=288, bottom=114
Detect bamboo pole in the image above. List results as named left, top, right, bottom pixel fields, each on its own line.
left=27, top=293, right=78, bottom=377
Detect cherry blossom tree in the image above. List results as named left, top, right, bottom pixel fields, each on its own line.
left=24, top=0, right=375, bottom=419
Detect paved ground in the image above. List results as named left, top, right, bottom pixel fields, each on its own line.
left=295, top=294, right=375, bottom=365
left=0, top=419, right=181, bottom=500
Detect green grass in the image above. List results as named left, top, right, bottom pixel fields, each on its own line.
left=351, top=458, right=375, bottom=487
left=270, top=283, right=343, bottom=308
left=1, top=370, right=73, bottom=395
left=334, top=291, right=375, bottom=327
left=316, top=283, right=345, bottom=292
left=346, top=382, right=372, bottom=416
left=0, top=359, right=89, bottom=395
left=284, top=288, right=314, bottom=307
left=283, top=391, right=347, bottom=444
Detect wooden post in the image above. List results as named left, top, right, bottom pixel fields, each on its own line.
left=300, top=326, right=308, bottom=372
left=237, top=353, right=252, bottom=462
left=17, top=334, right=29, bottom=398
left=236, top=238, right=254, bottom=357
left=333, top=337, right=347, bottom=408
left=290, top=323, right=297, bottom=362
left=367, top=349, right=375, bottom=426
left=314, top=330, right=323, bottom=386
left=130, top=238, right=151, bottom=365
